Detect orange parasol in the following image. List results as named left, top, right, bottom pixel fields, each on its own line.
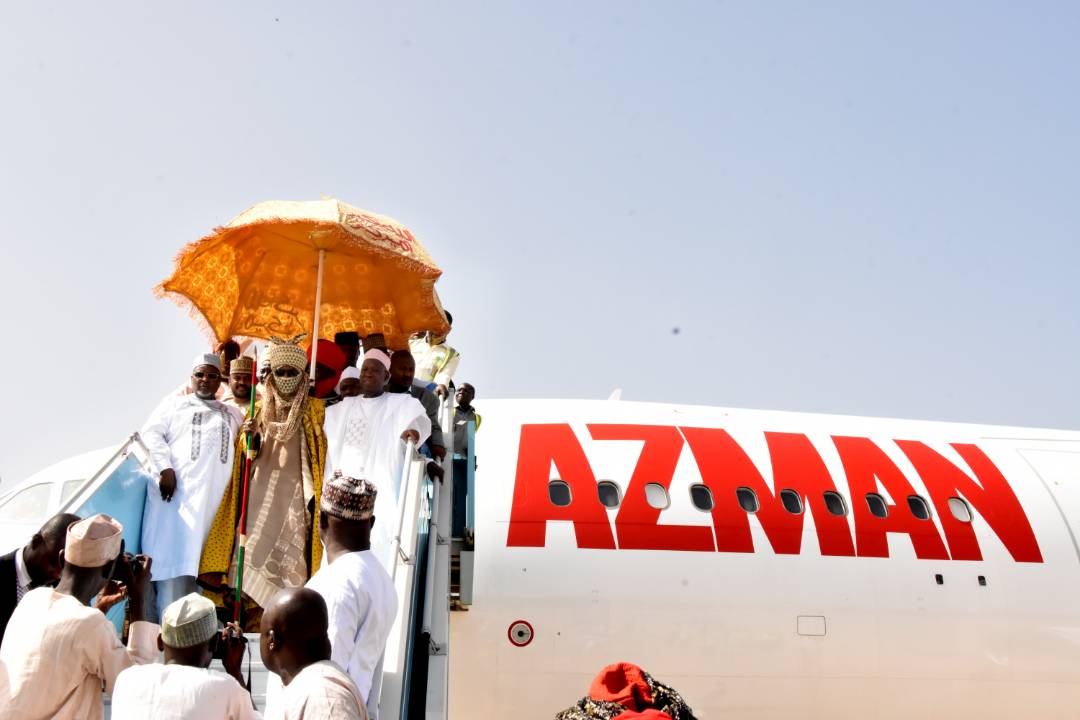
left=155, top=198, right=449, bottom=373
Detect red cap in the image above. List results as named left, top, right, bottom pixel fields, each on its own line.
left=588, top=662, right=652, bottom=711
left=614, top=711, right=672, bottom=720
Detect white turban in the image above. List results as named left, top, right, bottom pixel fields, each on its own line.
left=65, top=514, right=123, bottom=568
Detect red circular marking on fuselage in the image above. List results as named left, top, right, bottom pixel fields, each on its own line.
left=507, top=619, right=534, bottom=647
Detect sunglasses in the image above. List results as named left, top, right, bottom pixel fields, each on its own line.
left=274, top=368, right=300, bottom=378
left=193, top=371, right=221, bottom=380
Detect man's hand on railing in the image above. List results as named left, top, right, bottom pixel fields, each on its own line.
left=401, top=429, right=420, bottom=444
left=426, top=461, right=444, bottom=482
left=431, top=444, right=446, bottom=460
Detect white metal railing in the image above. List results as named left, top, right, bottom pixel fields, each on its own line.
left=424, top=394, right=454, bottom=719
left=376, top=437, right=429, bottom=720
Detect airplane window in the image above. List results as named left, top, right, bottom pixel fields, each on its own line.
left=948, top=497, right=973, bottom=523
left=865, top=493, right=888, bottom=518
left=823, top=491, right=847, bottom=516
left=548, top=480, right=572, bottom=507
left=907, top=495, right=931, bottom=520
left=60, top=479, right=85, bottom=504
left=644, top=483, right=670, bottom=510
left=597, top=481, right=622, bottom=508
left=736, top=487, right=759, bottom=513
left=0, top=482, right=52, bottom=524
left=780, top=489, right=803, bottom=515
left=689, top=484, right=714, bottom=511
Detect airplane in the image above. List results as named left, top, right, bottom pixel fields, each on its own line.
left=4, top=396, right=1080, bottom=718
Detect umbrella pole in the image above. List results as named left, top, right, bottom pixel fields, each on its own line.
left=233, top=350, right=259, bottom=625
left=309, top=249, right=326, bottom=384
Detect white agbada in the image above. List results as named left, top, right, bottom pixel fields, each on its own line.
left=140, top=394, right=243, bottom=580
left=111, top=664, right=262, bottom=720
left=0, top=588, right=160, bottom=720
left=265, top=660, right=367, bottom=720
left=267, top=550, right=397, bottom=718
left=323, top=393, right=430, bottom=570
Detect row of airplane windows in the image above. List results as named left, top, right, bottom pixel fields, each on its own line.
left=547, top=479, right=975, bottom=524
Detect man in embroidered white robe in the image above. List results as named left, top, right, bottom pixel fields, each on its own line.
left=140, top=353, right=242, bottom=620
left=324, top=349, right=430, bottom=571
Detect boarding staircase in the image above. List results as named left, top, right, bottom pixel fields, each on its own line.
left=69, top=396, right=477, bottom=720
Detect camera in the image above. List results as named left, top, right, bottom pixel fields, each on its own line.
left=211, top=623, right=248, bottom=661
left=109, top=552, right=145, bottom=587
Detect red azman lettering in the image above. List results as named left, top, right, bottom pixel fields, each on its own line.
left=682, top=428, right=855, bottom=556
left=506, top=423, right=1042, bottom=564
left=896, top=441, right=1043, bottom=563
left=588, top=424, right=715, bottom=552
left=505, top=424, right=616, bottom=549
left=831, top=436, right=950, bottom=560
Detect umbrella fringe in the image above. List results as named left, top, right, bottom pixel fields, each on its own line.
left=152, top=285, right=221, bottom=343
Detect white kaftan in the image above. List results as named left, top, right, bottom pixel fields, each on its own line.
left=323, top=393, right=430, bottom=570
left=111, top=664, right=261, bottom=720
left=265, top=660, right=366, bottom=720
left=140, top=394, right=243, bottom=580
left=267, top=550, right=397, bottom=718
left=0, top=588, right=160, bottom=720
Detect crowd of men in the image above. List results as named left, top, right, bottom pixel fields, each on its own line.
left=0, top=320, right=479, bottom=719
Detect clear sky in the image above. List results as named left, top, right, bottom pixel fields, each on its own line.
left=1, top=2, right=1078, bottom=490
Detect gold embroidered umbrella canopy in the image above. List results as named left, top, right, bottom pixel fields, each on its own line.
left=155, top=198, right=449, bottom=370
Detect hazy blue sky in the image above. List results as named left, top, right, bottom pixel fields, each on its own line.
left=1, top=2, right=1078, bottom=489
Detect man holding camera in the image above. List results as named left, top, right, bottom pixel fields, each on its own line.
left=111, top=592, right=259, bottom=719
left=0, top=514, right=158, bottom=720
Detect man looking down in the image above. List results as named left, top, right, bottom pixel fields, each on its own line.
left=387, top=349, right=446, bottom=480
left=0, top=514, right=157, bottom=720
left=111, top=592, right=259, bottom=719
left=323, top=348, right=430, bottom=570
left=0, top=511, right=82, bottom=645
left=261, top=587, right=367, bottom=720
left=267, top=472, right=397, bottom=718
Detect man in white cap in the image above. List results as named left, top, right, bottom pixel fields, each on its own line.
left=0, top=514, right=158, bottom=720
left=265, top=472, right=397, bottom=718
left=201, top=334, right=328, bottom=631
left=323, top=348, right=430, bottom=571
left=111, top=593, right=259, bottom=719
left=326, top=366, right=362, bottom=408
left=140, top=353, right=244, bottom=620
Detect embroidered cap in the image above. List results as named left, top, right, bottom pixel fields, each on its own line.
left=362, top=333, right=388, bottom=353
left=192, top=353, right=222, bottom=373
left=266, top=334, right=308, bottom=371
left=229, top=356, right=254, bottom=375
left=161, top=593, right=219, bottom=649
left=65, top=514, right=123, bottom=568
left=321, top=470, right=377, bottom=521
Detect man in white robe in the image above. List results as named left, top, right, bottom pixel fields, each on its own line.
left=262, top=588, right=367, bottom=720
left=140, top=353, right=243, bottom=620
left=266, top=472, right=397, bottom=718
left=0, top=514, right=158, bottom=720
left=112, top=593, right=259, bottom=719
left=323, top=349, right=430, bottom=571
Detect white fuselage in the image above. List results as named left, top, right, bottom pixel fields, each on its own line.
left=450, top=399, right=1080, bottom=719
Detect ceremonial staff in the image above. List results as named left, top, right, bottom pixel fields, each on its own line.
left=233, top=352, right=258, bottom=624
